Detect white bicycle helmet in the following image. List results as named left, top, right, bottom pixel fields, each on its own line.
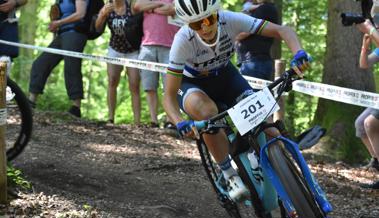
left=175, top=0, right=221, bottom=23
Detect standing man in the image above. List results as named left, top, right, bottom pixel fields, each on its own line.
left=134, top=0, right=178, bottom=128
left=0, top=0, right=28, bottom=58
left=28, top=0, right=89, bottom=118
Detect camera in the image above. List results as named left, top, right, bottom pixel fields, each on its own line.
left=341, top=0, right=373, bottom=26
left=341, top=13, right=366, bottom=26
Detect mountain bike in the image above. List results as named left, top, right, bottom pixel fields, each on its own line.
left=1, top=57, right=33, bottom=161
left=193, top=69, right=333, bottom=218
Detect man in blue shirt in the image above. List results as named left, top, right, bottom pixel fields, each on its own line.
left=0, top=0, right=28, bottom=58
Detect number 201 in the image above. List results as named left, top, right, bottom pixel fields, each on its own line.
left=241, top=101, right=264, bottom=119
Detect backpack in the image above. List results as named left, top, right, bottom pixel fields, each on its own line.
left=73, top=0, right=105, bottom=40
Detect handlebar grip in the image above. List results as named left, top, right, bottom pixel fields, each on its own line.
left=194, top=120, right=207, bottom=130
left=267, top=68, right=296, bottom=90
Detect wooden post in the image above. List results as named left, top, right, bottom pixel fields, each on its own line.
left=0, top=59, right=7, bottom=203
left=273, top=59, right=286, bottom=122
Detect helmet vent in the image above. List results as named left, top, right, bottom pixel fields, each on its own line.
left=191, top=0, right=200, bottom=14
left=202, top=0, right=207, bottom=12
left=178, top=0, right=192, bottom=16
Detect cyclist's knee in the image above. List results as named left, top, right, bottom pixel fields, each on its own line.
left=185, top=93, right=218, bottom=120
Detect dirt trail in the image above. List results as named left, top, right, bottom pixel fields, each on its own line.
left=1, top=111, right=379, bottom=217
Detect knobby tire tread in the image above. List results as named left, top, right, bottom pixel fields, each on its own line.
left=6, top=78, right=33, bottom=161
left=268, top=143, right=319, bottom=218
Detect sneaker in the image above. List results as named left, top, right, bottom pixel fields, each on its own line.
left=362, top=158, right=379, bottom=171
left=149, top=122, right=159, bottom=128
left=360, top=180, right=379, bottom=189
left=163, top=121, right=176, bottom=130
left=227, top=175, right=250, bottom=202
left=68, top=105, right=81, bottom=118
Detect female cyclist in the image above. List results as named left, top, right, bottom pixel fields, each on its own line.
left=163, top=0, right=311, bottom=201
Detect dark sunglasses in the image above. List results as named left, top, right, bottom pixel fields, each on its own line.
left=189, top=13, right=218, bottom=31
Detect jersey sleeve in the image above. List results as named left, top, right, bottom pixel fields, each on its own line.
left=167, top=32, right=188, bottom=77
left=225, top=10, right=268, bottom=36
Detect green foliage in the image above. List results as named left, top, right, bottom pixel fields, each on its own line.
left=7, top=165, right=32, bottom=191
left=15, top=0, right=329, bottom=130
left=281, top=0, right=327, bottom=135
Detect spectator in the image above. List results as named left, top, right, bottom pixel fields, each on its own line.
left=95, top=0, right=141, bottom=125
left=28, top=0, right=89, bottom=118
left=133, top=0, right=178, bottom=129
left=356, top=18, right=379, bottom=189
left=236, top=0, right=279, bottom=85
left=0, top=0, right=28, bottom=58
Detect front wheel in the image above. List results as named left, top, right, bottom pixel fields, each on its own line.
left=268, top=143, right=321, bottom=218
left=6, top=78, right=33, bottom=161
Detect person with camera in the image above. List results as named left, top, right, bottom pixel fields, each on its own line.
left=0, top=0, right=28, bottom=58
left=28, top=0, right=89, bottom=118
left=95, top=0, right=141, bottom=125
left=355, top=19, right=379, bottom=189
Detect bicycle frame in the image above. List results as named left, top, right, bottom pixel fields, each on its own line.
left=194, top=69, right=333, bottom=217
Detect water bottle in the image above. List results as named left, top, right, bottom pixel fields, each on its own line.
left=247, top=150, right=259, bottom=169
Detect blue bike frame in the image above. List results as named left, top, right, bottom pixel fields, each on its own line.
left=260, top=135, right=333, bottom=216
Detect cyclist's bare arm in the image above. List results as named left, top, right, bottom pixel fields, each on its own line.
left=259, top=22, right=303, bottom=55
left=163, top=73, right=184, bottom=126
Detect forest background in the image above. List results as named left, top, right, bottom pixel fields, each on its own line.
left=10, top=0, right=377, bottom=162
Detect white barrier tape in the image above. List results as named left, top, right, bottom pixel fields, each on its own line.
left=244, top=75, right=379, bottom=110
left=292, top=80, right=379, bottom=109
left=0, top=39, right=168, bottom=73
left=243, top=75, right=272, bottom=90
left=2, top=40, right=379, bottom=110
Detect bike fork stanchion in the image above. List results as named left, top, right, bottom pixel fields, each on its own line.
left=0, top=59, right=8, bottom=203
left=234, top=156, right=266, bottom=218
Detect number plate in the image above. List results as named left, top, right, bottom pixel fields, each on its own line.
left=227, top=88, right=280, bottom=135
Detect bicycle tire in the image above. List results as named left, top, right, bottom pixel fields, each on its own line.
left=196, top=139, right=243, bottom=218
left=197, top=139, right=269, bottom=218
left=268, top=143, right=320, bottom=218
left=6, top=78, right=33, bottom=161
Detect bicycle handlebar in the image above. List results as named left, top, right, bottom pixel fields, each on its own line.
left=193, top=68, right=297, bottom=135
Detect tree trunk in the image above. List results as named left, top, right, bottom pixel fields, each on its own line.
left=16, top=0, right=39, bottom=82
left=314, top=0, right=375, bottom=162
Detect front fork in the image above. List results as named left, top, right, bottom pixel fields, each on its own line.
left=260, top=136, right=333, bottom=216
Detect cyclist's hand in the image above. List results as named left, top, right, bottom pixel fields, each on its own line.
left=176, top=120, right=195, bottom=138
left=290, top=50, right=312, bottom=77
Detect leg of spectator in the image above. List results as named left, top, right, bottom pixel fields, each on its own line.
left=355, top=108, right=377, bottom=157
left=61, top=32, right=87, bottom=117
left=28, top=37, right=64, bottom=104
left=139, top=46, right=159, bottom=127
left=127, top=67, right=141, bottom=125
left=361, top=135, right=377, bottom=158
left=107, top=63, right=123, bottom=123
left=364, top=115, right=379, bottom=159
left=146, top=90, right=158, bottom=125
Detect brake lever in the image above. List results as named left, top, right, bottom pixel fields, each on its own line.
left=192, top=126, right=200, bottom=140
